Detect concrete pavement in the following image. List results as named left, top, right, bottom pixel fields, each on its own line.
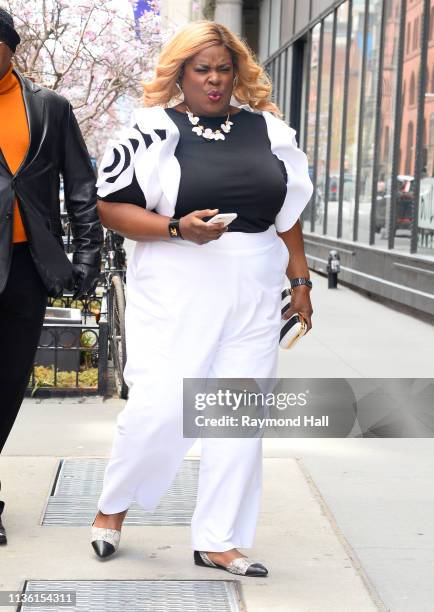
left=1, top=396, right=381, bottom=612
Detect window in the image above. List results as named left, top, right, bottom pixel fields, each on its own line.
left=410, top=72, right=416, bottom=105
left=316, top=13, right=334, bottom=234
left=407, top=22, right=411, bottom=55
left=430, top=7, right=434, bottom=41
left=341, top=0, right=365, bottom=241
left=384, top=126, right=390, bottom=160
left=278, top=50, right=287, bottom=118
left=292, top=0, right=432, bottom=253
left=376, top=0, right=401, bottom=246
left=280, top=0, right=294, bottom=45
left=394, top=0, right=423, bottom=253
left=358, top=0, right=383, bottom=244
left=284, top=46, right=293, bottom=125
left=303, top=22, right=321, bottom=232
left=258, top=0, right=271, bottom=62
left=269, top=0, right=282, bottom=55
left=428, top=114, right=434, bottom=176
left=413, top=16, right=419, bottom=51
left=405, top=121, right=414, bottom=174
left=327, top=2, right=349, bottom=238
left=417, top=0, right=434, bottom=254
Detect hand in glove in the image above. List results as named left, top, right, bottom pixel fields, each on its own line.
left=72, top=263, right=100, bottom=299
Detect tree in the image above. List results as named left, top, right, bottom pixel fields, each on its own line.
left=4, top=0, right=162, bottom=157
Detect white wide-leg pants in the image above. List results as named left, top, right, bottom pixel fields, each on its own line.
left=97, top=225, right=289, bottom=551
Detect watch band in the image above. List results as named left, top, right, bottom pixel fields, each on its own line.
left=290, top=277, right=312, bottom=290
left=168, top=218, right=183, bottom=239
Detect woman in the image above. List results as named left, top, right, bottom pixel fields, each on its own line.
left=92, top=20, right=313, bottom=577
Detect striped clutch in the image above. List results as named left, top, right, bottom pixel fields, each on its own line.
left=279, top=288, right=307, bottom=349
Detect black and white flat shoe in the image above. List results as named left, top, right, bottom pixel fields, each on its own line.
left=193, top=550, right=268, bottom=577
left=91, top=513, right=121, bottom=559
left=0, top=500, right=7, bottom=545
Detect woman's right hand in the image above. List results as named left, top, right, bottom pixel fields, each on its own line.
left=179, top=209, right=227, bottom=244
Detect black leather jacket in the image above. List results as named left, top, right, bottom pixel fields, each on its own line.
left=0, top=69, right=103, bottom=297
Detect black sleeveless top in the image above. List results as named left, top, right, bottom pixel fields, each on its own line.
left=164, top=107, right=288, bottom=233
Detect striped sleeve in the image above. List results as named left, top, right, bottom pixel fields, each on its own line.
left=271, top=119, right=314, bottom=233
left=96, top=114, right=167, bottom=210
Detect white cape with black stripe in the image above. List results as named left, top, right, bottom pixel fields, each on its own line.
left=96, top=104, right=313, bottom=232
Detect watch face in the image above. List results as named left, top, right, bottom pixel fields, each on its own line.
left=169, top=220, right=180, bottom=238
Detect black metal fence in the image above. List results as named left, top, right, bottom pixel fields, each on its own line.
left=27, top=293, right=109, bottom=397
left=27, top=212, right=126, bottom=396
left=48, top=294, right=102, bottom=324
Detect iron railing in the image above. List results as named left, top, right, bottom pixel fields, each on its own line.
left=28, top=292, right=109, bottom=397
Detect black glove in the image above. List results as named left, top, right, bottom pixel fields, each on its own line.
left=72, top=263, right=100, bottom=299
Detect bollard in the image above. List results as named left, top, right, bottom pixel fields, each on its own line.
left=327, top=249, right=341, bottom=288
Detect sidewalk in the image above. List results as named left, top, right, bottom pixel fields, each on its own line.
left=1, top=397, right=379, bottom=612
left=1, top=271, right=433, bottom=611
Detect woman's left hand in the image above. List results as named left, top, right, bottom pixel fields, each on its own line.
left=282, top=286, right=313, bottom=333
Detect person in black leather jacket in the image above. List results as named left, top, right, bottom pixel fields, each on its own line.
left=0, top=8, right=103, bottom=545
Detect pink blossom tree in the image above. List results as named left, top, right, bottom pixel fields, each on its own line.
left=4, top=0, right=162, bottom=157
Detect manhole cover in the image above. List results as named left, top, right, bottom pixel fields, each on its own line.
left=19, top=579, right=242, bottom=612
left=43, top=458, right=199, bottom=525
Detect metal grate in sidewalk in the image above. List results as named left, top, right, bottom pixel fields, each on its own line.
left=43, top=458, right=199, bottom=526
left=19, top=580, right=242, bottom=612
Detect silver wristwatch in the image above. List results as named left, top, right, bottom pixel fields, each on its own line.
left=290, top=277, right=312, bottom=290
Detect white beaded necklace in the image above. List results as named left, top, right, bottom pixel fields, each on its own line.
left=184, top=104, right=234, bottom=141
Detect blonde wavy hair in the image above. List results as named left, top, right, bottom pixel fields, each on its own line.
left=143, top=20, right=282, bottom=117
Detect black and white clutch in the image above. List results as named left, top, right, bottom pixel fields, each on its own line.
left=279, top=288, right=307, bottom=349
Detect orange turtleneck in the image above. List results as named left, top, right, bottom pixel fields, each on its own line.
left=0, top=64, right=29, bottom=243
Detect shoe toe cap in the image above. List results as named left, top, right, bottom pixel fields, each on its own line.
left=0, top=517, right=6, bottom=545
left=92, top=540, right=116, bottom=558
left=246, top=562, right=268, bottom=577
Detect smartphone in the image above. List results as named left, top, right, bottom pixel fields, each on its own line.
left=206, top=213, right=238, bottom=227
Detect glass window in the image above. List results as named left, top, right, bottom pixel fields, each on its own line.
left=375, top=0, right=402, bottom=247
left=284, top=46, right=293, bottom=125
left=410, top=71, right=416, bottom=105
left=358, top=0, right=383, bottom=243
left=297, top=43, right=308, bottom=145
left=405, top=121, right=414, bottom=174
left=418, top=0, right=434, bottom=255
left=275, top=52, right=282, bottom=109
left=341, top=0, right=365, bottom=241
left=295, top=0, right=310, bottom=33
left=327, top=1, right=349, bottom=238
left=278, top=48, right=288, bottom=118
left=315, top=13, right=334, bottom=234
left=268, top=59, right=276, bottom=102
left=259, top=0, right=271, bottom=62
left=281, top=0, right=294, bottom=44
left=312, top=0, right=335, bottom=18
left=270, top=0, right=282, bottom=55
left=394, top=0, right=422, bottom=253
left=431, top=6, right=434, bottom=40
left=303, top=22, right=321, bottom=232
left=413, top=16, right=419, bottom=51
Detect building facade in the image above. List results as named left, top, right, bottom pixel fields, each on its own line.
left=212, top=0, right=434, bottom=316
